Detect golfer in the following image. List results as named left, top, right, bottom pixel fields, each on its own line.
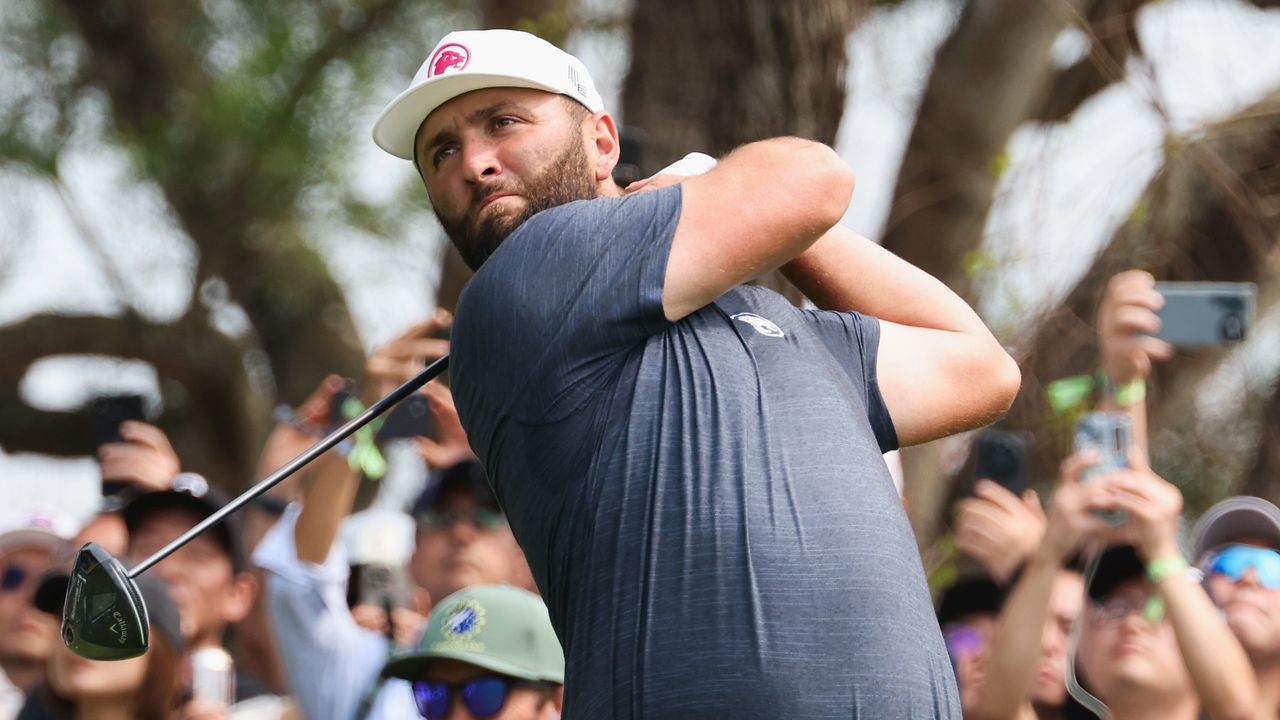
left=373, top=29, right=1020, bottom=718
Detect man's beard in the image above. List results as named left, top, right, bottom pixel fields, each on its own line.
left=437, top=137, right=597, bottom=271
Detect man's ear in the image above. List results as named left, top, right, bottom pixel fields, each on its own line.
left=222, top=571, right=259, bottom=625
left=586, top=111, right=620, bottom=184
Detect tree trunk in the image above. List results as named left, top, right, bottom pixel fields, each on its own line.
left=621, top=0, right=862, bottom=305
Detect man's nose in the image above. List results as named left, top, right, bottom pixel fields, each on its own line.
left=1237, top=567, right=1263, bottom=588
left=460, top=141, right=501, bottom=182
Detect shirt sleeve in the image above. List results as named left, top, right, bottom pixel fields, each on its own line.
left=452, top=186, right=682, bottom=425
left=801, top=309, right=899, bottom=452
left=251, top=505, right=397, bottom=720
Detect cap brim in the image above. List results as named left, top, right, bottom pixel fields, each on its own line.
left=381, top=647, right=561, bottom=684
left=0, top=529, right=64, bottom=554
left=1192, top=497, right=1280, bottom=561
left=372, top=74, right=573, bottom=160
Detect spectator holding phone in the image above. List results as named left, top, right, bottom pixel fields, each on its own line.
left=970, top=450, right=1256, bottom=720
left=255, top=313, right=532, bottom=720
left=1191, top=496, right=1280, bottom=718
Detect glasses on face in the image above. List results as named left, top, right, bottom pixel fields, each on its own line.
left=1207, top=544, right=1280, bottom=589
left=942, top=624, right=985, bottom=659
left=1092, top=592, right=1166, bottom=624
left=419, top=508, right=507, bottom=532
left=412, top=676, right=546, bottom=719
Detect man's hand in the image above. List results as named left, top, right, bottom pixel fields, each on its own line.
left=257, top=374, right=348, bottom=484
left=363, top=310, right=452, bottom=401
left=1094, top=454, right=1184, bottom=563
left=97, top=421, right=181, bottom=492
left=955, top=482, right=1045, bottom=585
left=415, top=382, right=475, bottom=471
left=1098, top=270, right=1174, bottom=383
left=1038, top=452, right=1117, bottom=564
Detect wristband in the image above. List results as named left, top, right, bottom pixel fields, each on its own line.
left=1106, top=376, right=1147, bottom=407
left=1146, top=555, right=1188, bottom=584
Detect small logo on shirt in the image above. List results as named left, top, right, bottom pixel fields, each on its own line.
left=731, top=313, right=785, bottom=338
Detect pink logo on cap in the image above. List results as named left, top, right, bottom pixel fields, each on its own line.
left=429, top=43, right=470, bottom=77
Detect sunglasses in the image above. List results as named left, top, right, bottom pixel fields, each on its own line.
left=1207, top=544, right=1280, bottom=589
left=1, top=566, right=31, bottom=592
left=1092, top=592, right=1166, bottom=624
left=412, top=676, right=548, bottom=719
left=418, top=508, right=507, bottom=532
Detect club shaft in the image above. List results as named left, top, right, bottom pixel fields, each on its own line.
left=127, top=355, right=450, bottom=579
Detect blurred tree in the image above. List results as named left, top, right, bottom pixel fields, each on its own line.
left=0, top=0, right=581, bottom=487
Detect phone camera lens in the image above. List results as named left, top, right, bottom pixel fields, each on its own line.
left=77, top=553, right=93, bottom=573
left=1221, top=314, right=1245, bottom=341
left=62, top=626, right=74, bottom=645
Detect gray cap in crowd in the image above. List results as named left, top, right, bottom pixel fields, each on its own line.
left=1191, top=495, right=1280, bottom=563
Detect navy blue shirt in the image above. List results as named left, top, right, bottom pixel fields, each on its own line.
left=452, top=186, right=960, bottom=718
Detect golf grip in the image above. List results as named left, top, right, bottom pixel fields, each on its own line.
left=127, top=354, right=451, bottom=579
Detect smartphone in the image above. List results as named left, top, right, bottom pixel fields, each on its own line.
left=328, top=381, right=359, bottom=428
left=1153, top=282, right=1255, bottom=347
left=1074, top=412, right=1130, bottom=525
left=376, top=394, right=436, bottom=441
left=972, top=429, right=1031, bottom=496
left=347, top=563, right=412, bottom=611
left=90, top=395, right=147, bottom=448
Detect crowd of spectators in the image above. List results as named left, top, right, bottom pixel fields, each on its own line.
left=1, top=270, right=1276, bottom=719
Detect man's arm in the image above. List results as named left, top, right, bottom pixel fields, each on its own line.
left=781, top=225, right=1020, bottom=445
left=662, top=138, right=855, bottom=321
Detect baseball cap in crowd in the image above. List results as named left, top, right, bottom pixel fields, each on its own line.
left=373, top=29, right=604, bottom=159
left=412, top=459, right=501, bottom=522
left=1191, top=495, right=1280, bottom=562
left=122, top=473, right=247, bottom=572
left=0, top=510, right=78, bottom=555
left=381, top=584, right=563, bottom=683
left=1084, top=545, right=1146, bottom=602
left=936, top=573, right=1005, bottom=627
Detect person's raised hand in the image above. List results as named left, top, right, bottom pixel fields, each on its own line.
left=955, top=481, right=1046, bottom=584
left=1038, top=452, right=1116, bottom=564
left=256, top=374, right=349, bottom=490
left=363, top=310, right=452, bottom=402
left=1093, top=453, right=1184, bottom=563
left=415, top=382, right=474, bottom=471
left=1097, top=270, right=1174, bottom=384
left=97, top=421, right=181, bottom=492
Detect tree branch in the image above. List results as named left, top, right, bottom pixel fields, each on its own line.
left=1028, top=0, right=1150, bottom=123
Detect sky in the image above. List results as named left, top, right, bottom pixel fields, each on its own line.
left=1, top=0, right=1278, bottom=530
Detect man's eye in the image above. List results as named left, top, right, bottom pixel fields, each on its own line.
left=432, top=145, right=458, bottom=165
left=492, top=116, right=517, bottom=129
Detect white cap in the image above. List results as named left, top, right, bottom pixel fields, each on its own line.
left=373, top=29, right=604, bottom=160
left=0, top=510, right=78, bottom=554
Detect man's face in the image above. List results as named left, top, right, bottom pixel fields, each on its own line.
left=410, top=490, right=527, bottom=602
left=0, top=545, right=58, bottom=664
left=1032, top=570, right=1083, bottom=707
left=127, top=509, right=251, bottom=646
left=1205, top=541, right=1280, bottom=660
left=1078, top=578, right=1190, bottom=701
left=414, top=88, right=599, bottom=271
left=415, top=659, right=558, bottom=720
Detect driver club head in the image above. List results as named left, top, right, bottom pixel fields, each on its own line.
left=61, top=543, right=149, bottom=660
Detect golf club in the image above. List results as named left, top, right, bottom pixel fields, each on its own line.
left=61, top=355, right=450, bottom=661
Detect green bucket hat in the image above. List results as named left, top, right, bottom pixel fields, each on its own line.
left=381, top=584, right=564, bottom=684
